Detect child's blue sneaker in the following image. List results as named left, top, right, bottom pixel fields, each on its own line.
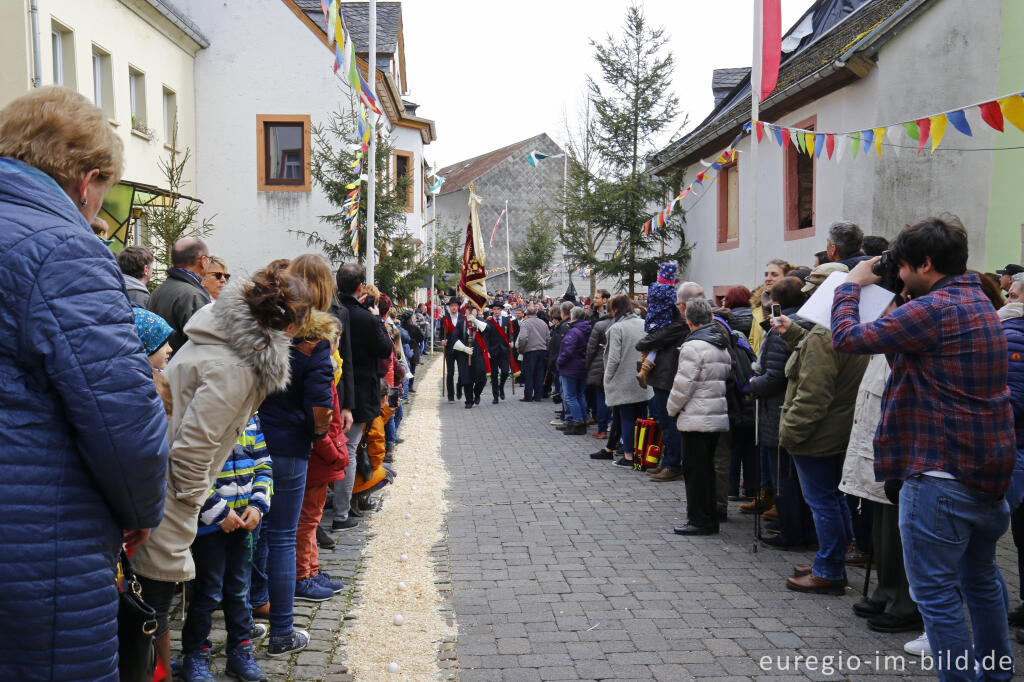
left=267, top=628, right=309, bottom=657
left=312, top=570, right=345, bottom=594
left=226, top=641, right=267, bottom=681
left=294, top=576, right=333, bottom=602
left=181, top=648, right=216, bottom=682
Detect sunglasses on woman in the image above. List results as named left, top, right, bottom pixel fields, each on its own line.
left=211, top=272, right=231, bottom=282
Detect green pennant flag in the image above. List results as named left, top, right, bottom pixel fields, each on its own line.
left=902, top=121, right=920, bottom=141
left=795, top=131, right=806, bottom=154
left=850, top=132, right=860, bottom=159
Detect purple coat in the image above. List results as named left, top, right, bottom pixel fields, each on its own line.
left=557, top=319, right=593, bottom=380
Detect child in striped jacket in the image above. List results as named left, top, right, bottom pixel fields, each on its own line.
left=180, top=415, right=272, bottom=682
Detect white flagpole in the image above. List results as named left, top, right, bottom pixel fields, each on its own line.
left=505, top=199, right=512, bottom=291
left=561, top=153, right=568, bottom=289
left=365, top=0, right=377, bottom=285
left=750, top=0, right=762, bottom=281
left=430, top=186, right=437, bottom=353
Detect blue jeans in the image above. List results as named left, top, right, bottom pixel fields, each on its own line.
left=385, top=413, right=397, bottom=444
left=559, top=376, right=587, bottom=424
left=182, top=529, right=253, bottom=653
left=615, top=401, right=646, bottom=456
left=791, top=453, right=850, bottom=581
left=651, top=387, right=681, bottom=470
left=249, top=522, right=269, bottom=607
left=592, top=386, right=610, bottom=432
left=264, top=455, right=308, bottom=638
left=521, top=350, right=546, bottom=401
left=900, top=476, right=1013, bottom=682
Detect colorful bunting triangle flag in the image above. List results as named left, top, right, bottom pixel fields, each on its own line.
left=929, top=114, right=947, bottom=152
left=813, top=132, right=824, bottom=159
left=825, top=133, right=835, bottom=160
left=915, top=118, right=930, bottom=154
left=755, top=120, right=764, bottom=143
left=873, top=127, right=885, bottom=156
left=850, top=132, right=860, bottom=159
left=948, top=109, right=972, bottom=137
left=773, top=125, right=784, bottom=147
left=862, top=129, right=874, bottom=153
left=902, top=121, right=919, bottom=142
left=780, top=128, right=791, bottom=149
left=979, top=100, right=1004, bottom=132
left=999, top=94, right=1024, bottom=133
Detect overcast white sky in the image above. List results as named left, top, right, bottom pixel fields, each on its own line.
left=401, top=0, right=811, bottom=170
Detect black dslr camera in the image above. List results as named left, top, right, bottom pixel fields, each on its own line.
left=872, top=250, right=905, bottom=305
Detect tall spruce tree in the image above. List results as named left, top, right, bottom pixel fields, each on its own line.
left=586, top=3, right=690, bottom=294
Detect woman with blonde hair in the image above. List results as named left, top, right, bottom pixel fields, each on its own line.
left=201, top=255, right=231, bottom=300
left=748, top=258, right=794, bottom=355
left=0, top=86, right=170, bottom=681
left=256, top=253, right=340, bottom=656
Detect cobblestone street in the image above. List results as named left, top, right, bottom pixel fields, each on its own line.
left=439, top=393, right=1024, bottom=681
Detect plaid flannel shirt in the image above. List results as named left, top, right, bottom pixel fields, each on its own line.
left=831, top=273, right=1014, bottom=494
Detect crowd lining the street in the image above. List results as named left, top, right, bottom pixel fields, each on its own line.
left=2, top=86, right=1023, bottom=682
left=439, top=223, right=1024, bottom=682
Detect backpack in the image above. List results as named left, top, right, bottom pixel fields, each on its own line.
left=632, top=418, right=663, bottom=471
left=719, top=325, right=755, bottom=428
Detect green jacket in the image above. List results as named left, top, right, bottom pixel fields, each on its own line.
left=778, top=323, right=868, bottom=457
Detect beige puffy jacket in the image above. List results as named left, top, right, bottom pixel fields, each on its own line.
left=132, top=283, right=292, bottom=583
left=838, top=354, right=891, bottom=505
left=666, top=323, right=732, bottom=433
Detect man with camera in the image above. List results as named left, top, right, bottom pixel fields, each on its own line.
left=831, top=216, right=1015, bottom=681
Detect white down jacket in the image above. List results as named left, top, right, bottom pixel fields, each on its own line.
left=838, top=354, right=890, bottom=505
left=666, top=322, right=732, bottom=433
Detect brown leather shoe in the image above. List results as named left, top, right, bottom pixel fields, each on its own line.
left=592, top=431, right=608, bottom=439
left=739, top=488, right=774, bottom=514
left=793, top=563, right=812, bottom=577
left=253, top=602, right=270, bottom=619
left=762, top=505, right=779, bottom=522
left=786, top=573, right=847, bottom=595
left=649, top=468, right=683, bottom=482
left=646, top=466, right=664, bottom=476
left=846, top=547, right=869, bottom=567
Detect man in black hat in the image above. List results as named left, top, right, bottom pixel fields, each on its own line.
left=483, top=300, right=519, bottom=403
left=997, top=264, right=1024, bottom=294
left=441, top=298, right=465, bottom=402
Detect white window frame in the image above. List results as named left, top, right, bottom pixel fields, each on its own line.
left=162, top=87, right=177, bottom=145
left=51, top=29, right=63, bottom=85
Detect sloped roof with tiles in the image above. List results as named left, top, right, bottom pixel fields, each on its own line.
left=437, top=135, right=550, bottom=196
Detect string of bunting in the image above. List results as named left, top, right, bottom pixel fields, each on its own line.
left=753, top=90, right=1024, bottom=159
left=338, top=101, right=372, bottom=253
left=638, top=128, right=746, bottom=235
left=323, top=0, right=382, bottom=114
left=637, top=90, right=1024, bottom=232
left=537, top=262, right=561, bottom=286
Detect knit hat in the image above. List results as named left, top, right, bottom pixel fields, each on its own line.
left=132, top=307, right=173, bottom=356
left=657, top=262, right=677, bottom=285
left=801, top=262, right=849, bottom=293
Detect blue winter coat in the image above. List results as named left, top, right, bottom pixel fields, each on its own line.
left=259, top=337, right=334, bottom=459
left=0, top=158, right=169, bottom=680
left=557, top=320, right=593, bottom=380
left=1004, top=316, right=1024, bottom=450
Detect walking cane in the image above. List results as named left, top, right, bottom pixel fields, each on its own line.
left=862, top=547, right=874, bottom=598
left=752, top=398, right=761, bottom=553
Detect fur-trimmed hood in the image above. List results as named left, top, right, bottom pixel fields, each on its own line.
left=296, top=309, right=340, bottom=342
left=182, top=280, right=292, bottom=395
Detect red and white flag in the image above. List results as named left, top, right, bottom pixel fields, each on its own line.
left=489, top=206, right=507, bottom=247
left=753, top=0, right=782, bottom=104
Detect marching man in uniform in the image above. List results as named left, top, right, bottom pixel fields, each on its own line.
left=483, top=300, right=520, bottom=403
left=441, top=297, right=465, bottom=402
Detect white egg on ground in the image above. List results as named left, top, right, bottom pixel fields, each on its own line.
left=393, top=613, right=405, bottom=626
left=396, top=581, right=408, bottom=591
left=399, top=553, right=408, bottom=562
left=387, top=661, right=400, bottom=673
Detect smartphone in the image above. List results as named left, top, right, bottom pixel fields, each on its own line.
left=364, top=295, right=376, bottom=308
left=771, top=304, right=782, bottom=319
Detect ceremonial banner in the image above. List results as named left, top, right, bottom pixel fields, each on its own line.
left=459, top=189, right=488, bottom=308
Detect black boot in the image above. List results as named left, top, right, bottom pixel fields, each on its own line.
left=499, top=380, right=506, bottom=400
left=457, top=385, right=463, bottom=399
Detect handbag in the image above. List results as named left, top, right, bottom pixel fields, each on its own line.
left=355, top=427, right=373, bottom=482
left=117, top=551, right=158, bottom=682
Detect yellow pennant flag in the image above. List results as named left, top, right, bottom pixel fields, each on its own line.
left=999, top=94, right=1024, bottom=133
left=805, top=132, right=815, bottom=156
left=873, top=127, right=886, bottom=156
left=929, top=114, right=947, bottom=153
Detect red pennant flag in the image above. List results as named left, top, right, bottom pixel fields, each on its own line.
left=780, top=128, right=791, bottom=149
left=755, top=120, right=764, bottom=143
left=757, top=0, right=782, bottom=102
left=915, top=118, right=931, bottom=154
left=825, top=133, right=835, bottom=159
left=979, top=100, right=1004, bottom=132
left=696, top=171, right=706, bottom=183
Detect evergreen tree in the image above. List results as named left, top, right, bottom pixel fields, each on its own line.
left=586, top=3, right=690, bottom=294
left=295, top=105, right=429, bottom=303
left=142, top=123, right=213, bottom=284
left=513, top=212, right=558, bottom=294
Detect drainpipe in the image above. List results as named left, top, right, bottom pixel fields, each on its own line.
left=30, top=0, right=42, bottom=87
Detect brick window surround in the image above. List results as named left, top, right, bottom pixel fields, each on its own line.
left=784, top=115, right=816, bottom=241
left=716, top=159, right=740, bottom=252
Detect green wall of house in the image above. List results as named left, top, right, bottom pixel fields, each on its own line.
left=985, top=0, right=1024, bottom=270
